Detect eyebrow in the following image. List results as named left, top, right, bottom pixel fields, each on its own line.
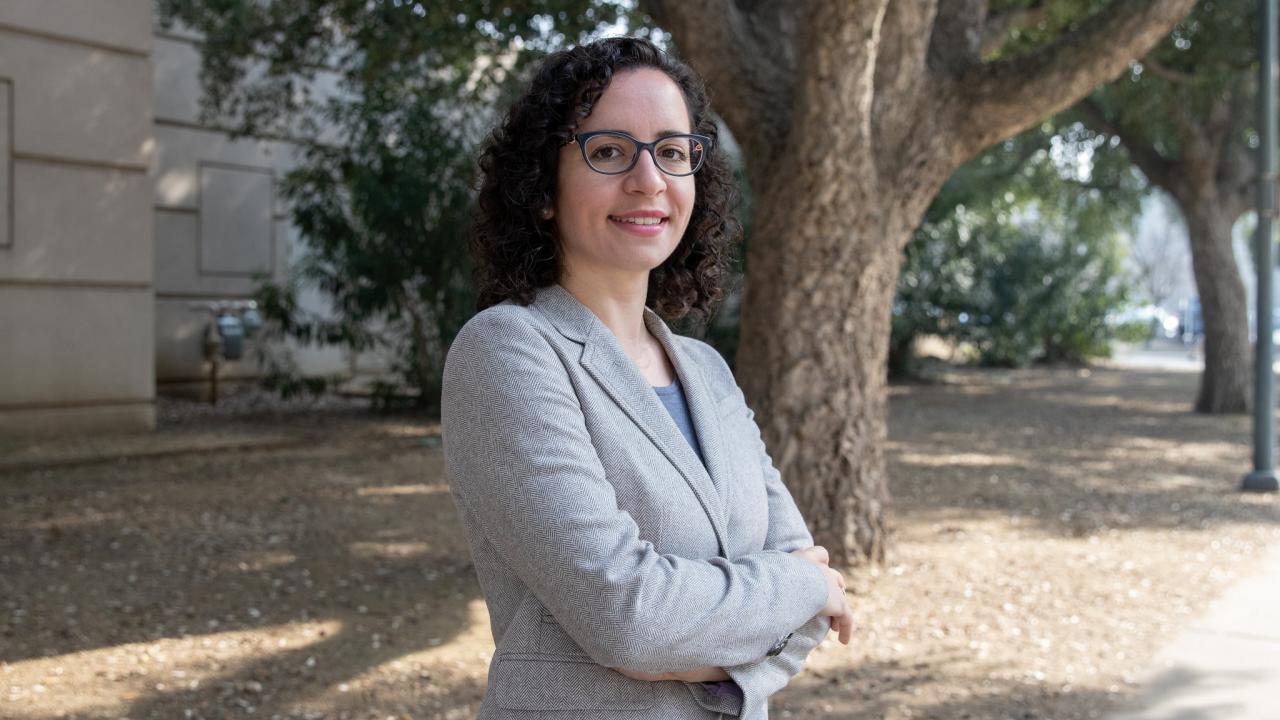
left=592, top=128, right=692, bottom=138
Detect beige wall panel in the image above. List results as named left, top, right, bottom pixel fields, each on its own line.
left=153, top=125, right=297, bottom=216
left=0, top=0, right=152, bottom=53
left=152, top=35, right=202, bottom=125
left=155, top=210, right=254, bottom=297
left=0, top=33, right=152, bottom=167
left=0, top=79, right=10, bottom=248
left=155, top=214, right=290, bottom=297
left=151, top=33, right=346, bottom=143
left=0, top=78, right=9, bottom=249
left=0, top=403, right=154, bottom=436
left=290, top=335, right=351, bottom=378
left=0, top=286, right=153, bottom=405
left=274, top=219, right=293, bottom=282
left=0, top=162, right=150, bottom=283
left=349, top=345, right=397, bottom=376
left=154, top=298, right=218, bottom=381
left=153, top=19, right=202, bottom=44
left=290, top=281, right=355, bottom=377
left=200, top=164, right=274, bottom=275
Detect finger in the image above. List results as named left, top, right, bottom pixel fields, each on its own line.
left=840, top=612, right=854, bottom=645
left=828, top=568, right=847, bottom=592
left=812, top=545, right=830, bottom=565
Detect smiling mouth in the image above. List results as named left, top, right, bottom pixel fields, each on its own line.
left=608, top=215, right=667, bottom=225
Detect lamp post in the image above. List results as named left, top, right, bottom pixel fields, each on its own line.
left=1244, top=0, right=1280, bottom=492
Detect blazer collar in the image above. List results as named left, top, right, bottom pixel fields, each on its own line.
left=531, top=283, right=733, bottom=556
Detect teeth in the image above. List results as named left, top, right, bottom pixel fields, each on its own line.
left=611, top=216, right=663, bottom=225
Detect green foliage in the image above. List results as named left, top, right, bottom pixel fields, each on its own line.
left=1113, top=320, right=1155, bottom=344
left=1090, top=0, right=1257, bottom=161
left=894, top=119, right=1143, bottom=372
left=156, top=0, right=640, bottom=408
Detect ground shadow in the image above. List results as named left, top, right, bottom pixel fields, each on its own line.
left=887, top=367, right=1279, bottom=540
left=0, top=413, right=485, bottom=718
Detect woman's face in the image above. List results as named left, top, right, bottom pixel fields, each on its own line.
left=553, top=68, right=696, bottom=286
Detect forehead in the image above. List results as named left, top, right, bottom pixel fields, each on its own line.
left=577, top=67, right=692, bottom=136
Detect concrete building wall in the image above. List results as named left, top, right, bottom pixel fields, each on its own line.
left=0, top=0, right=156, bottom=434
left=150, top=28, right=370, bottom=399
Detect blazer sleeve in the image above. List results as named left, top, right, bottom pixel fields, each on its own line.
left=701, top=368, right=834, bottom=720
left=441, top=309, right=830, bottom=675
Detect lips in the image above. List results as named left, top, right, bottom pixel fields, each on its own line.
left=607, top=212, right=669, bottom=236
left=608, top=215, right=666, bottom=225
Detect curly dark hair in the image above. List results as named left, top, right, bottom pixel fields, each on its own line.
left=470, top=36, right=740, bottom=323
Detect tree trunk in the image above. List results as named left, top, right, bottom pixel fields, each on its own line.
left=1178, top=196, right=1252, bottom=413
left=646, top=0, right=1197, bottom=567
left=1077, top=95, right=1255, bottom=415
left=738, top=191, right=923, bottom=566
left=732, top=2, right=946, bottom=566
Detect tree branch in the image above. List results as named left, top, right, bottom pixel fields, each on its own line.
left=1203, top=86, right=1240, bottom=154
left=1077, top=97, right=1178, bottom=191
left=874, top=1, right=945, bottom=173
left=979, top=1, right=1051, bottom=57
left=1217, top=84, right=1259, bottom=221
left=642, top=0, right=800, bottom=179
left=927, top=0, right=985, bottom=72
left=1141, top=56, right=1195, bottom=84
left=950, top=0, right=1196, bottom=159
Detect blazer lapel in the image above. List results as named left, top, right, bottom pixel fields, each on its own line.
left=642, top=309, right=736, bottom=508
left=533, top=284, right=730, bottom=556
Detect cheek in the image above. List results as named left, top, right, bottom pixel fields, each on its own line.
left=677, top=177, right=696, bottom=213
left=672, top=180, right=697, bottom=228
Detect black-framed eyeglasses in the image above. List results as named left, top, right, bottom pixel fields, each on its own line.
left=569, top=130, right=712, bottom=177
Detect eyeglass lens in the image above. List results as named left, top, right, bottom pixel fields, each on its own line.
left=582, top=133, right=705, bottom=175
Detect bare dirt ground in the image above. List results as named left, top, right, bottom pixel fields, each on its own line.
left=1, top=367, right=1277, bottom=720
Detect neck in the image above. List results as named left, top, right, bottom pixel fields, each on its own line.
left=557, top=268, right=650, bottom=348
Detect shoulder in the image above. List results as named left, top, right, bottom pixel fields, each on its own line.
left=444, top=302, right=562, bottom=384
left=449, top=302, right=548, bottom=357
left=454, top=301, right=541, bottom=340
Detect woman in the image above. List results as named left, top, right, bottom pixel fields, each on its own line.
left=442, top=37, right=853, bottom=720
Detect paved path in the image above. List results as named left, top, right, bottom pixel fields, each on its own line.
left=1107, top=342, right=1204, bottom=372
left=1106, top=544, right=1280, bottom=720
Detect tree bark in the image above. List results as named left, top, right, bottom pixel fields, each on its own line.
left=644, top=0, right=1197, bottom=566
left=1177, top=194, right=1252, bottom=413
left=730, top=2, right=892, bottom=565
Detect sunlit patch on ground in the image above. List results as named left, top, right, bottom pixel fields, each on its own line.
left=2, top=621, right=344, bottom=717
left=356, top=483, right=448, bottom=497
left=0, top=368, right=1276, bottom=719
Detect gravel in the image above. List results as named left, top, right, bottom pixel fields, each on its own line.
left=0, top=366, right=1275, bottom=720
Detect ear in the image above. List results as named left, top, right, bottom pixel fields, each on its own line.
left=540, top=207, right=555, bottom=220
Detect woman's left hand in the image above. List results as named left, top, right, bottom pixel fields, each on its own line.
left=613, top=666, right=730, bottom=682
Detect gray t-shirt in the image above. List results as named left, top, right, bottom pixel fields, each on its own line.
left=652, top=377, right=705, bottom=463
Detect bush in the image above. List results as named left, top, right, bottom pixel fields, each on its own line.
left=893, top=120, right=1142, bottom=373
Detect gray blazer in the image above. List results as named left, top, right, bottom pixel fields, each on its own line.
left=442, top=284, right=831, bottom=720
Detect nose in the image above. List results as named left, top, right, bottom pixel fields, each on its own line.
left=622, top=147, right=667, bottom=196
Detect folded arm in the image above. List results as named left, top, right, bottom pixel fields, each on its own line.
left=696, top=368, right=851, bottom=717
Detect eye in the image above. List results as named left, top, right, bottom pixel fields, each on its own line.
left=656, top=141, right=689, bottom=162
left=589, top=143, right=626, bottom=161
